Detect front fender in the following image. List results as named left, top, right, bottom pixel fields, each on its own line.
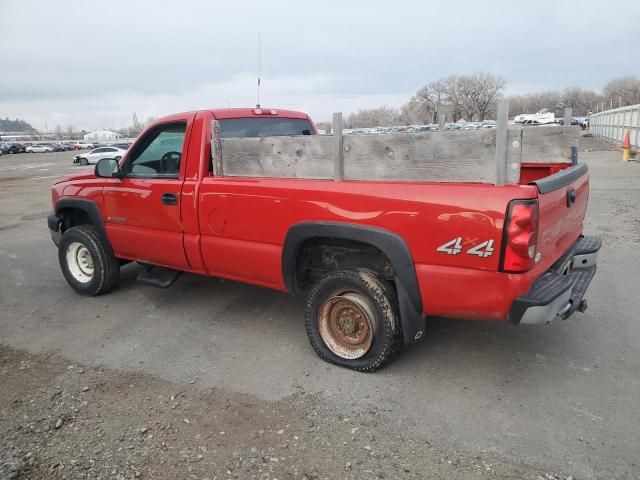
left=54, top=198, right=113, bottom=255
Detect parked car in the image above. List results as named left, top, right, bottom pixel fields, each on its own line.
left=52, top=144, right=66, bottom=152
left=409, top=125, right=432, bottom=133
left=26, top=144, right=53, bottom=153
left=48, top=107, right=600, bottom=372
left=73, top=142, right=96, bottom=150
left=558, top=118, right=588, bottom=130
left=1, top=142, right=26, bottom=154
left=73, top=146, right=127, bottom=165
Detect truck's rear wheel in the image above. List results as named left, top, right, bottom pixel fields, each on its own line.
left=305, top=269, right=401, bottom=372
left=58, top=225, right=119, bottom=296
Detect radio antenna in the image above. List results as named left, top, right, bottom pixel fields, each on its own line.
left=256, top=31, right=261, bottom=108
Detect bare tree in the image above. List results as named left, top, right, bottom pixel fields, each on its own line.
left=346, top=107, right=400, bottom=128
left=402, top=73, right=504, bottom=123
left=460, top=73, right=506, bottom=120
left=128, top=112, right=144, bottom=137
left=602, top=76, right=640, bottom=107
left=341, top=73, right=634, bottom=129
left=440, top=75, right=464, bottom=122
left=560, top=87, right=602, bottom=115
left=508, top=88, right=601, bottom=117
left=507, top=91, right=562, bottom=117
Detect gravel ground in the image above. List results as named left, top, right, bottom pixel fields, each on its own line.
left=1, top=345, right=572, bottom=480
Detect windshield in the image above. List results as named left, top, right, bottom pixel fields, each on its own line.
left=218, top=117, right=314, bottom=138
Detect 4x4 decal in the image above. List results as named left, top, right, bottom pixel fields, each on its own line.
left=437, top=237, right=495, bottom=258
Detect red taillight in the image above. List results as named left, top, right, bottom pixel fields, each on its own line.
left=500, top=200, right=539, bottom=273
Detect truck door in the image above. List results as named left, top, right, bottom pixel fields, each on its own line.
left=101, top=119, right=191, bottom=269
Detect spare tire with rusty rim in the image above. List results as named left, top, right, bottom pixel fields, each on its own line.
left=305, top=268, right=401, bottom=372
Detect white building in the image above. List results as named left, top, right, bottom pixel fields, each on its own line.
left=84, top=130, right=122, bottom=141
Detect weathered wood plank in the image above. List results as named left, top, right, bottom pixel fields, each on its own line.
left=221, top=135, right=334, bottom=179
left=520, top=126, right=580, bottom=163
left=332, top=112, right=344, bottom=181
left=211, top=120, right=223, bottom=177
left=342, top=129, right=522, bottom=183
left=495, top=99, right=509, bottom=186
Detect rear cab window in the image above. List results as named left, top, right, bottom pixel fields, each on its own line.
left=218, top=117, right=314, bottom=138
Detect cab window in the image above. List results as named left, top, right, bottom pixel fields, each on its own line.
left=125, top=121, right=186, bottom=178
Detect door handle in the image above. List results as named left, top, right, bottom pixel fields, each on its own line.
left=161, top=193, right=178, bottom=206
left=566, top=188, right=576, bottom=207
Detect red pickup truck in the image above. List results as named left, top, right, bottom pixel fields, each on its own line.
left=48, top=107, right=601, bottom=371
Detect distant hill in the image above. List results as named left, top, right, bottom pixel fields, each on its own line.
left=0, top=117, right=36, bottom=132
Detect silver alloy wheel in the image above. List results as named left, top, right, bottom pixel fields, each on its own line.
left=66, top=241, right=94, bottom=283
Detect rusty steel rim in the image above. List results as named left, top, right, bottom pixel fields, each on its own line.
left=317, top=290, right=376, bottom=359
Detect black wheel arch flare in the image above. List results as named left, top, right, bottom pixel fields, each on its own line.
left=54, top=198, right=114, bottom=255
left=282, top=222, right=426, bottom=346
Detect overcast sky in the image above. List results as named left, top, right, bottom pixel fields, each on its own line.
left=1, top=0, right=638, bottom=131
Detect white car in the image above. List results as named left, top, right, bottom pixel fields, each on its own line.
left=74, top=142, right=96, bottom=150
left=73, top=146, right=127, bottom=165
left=26, top=144, right=53, bottom=153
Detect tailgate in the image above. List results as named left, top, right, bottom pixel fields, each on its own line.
left=531, top=163, right=589, bottom=269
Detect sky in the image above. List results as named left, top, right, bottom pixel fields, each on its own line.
left=1, top=0, right=639, bottom=131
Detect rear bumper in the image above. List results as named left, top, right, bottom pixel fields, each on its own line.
left=508, top=235, right=601, bottom=325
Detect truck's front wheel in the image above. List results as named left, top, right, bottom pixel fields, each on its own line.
left=58, top=225, right=120, bottom=296
left=305, top=269, right=401, bottom=372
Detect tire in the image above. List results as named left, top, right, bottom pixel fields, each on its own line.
left=58, top=225, right=120, bottom=296
left=305, top=268, right=402, bottom=372
left=79, top=157, right=88, bottom=166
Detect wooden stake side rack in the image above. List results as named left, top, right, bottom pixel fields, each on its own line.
left=211, top=102, right=580, bottom=185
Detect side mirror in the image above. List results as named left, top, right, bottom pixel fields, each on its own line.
left=95, top=158, right=120, bottom=178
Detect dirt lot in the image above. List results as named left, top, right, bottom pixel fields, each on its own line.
left=1, top=346, right=563, bottom=480
left=1, top=137, right=639, bottom=480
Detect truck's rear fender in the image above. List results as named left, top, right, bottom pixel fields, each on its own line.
left=282, top=222, right=425, bottom=345
left=53, top=198, right=114, bottom=255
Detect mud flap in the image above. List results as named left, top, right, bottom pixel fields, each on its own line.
left=395, top=277, right=426, bottom=345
